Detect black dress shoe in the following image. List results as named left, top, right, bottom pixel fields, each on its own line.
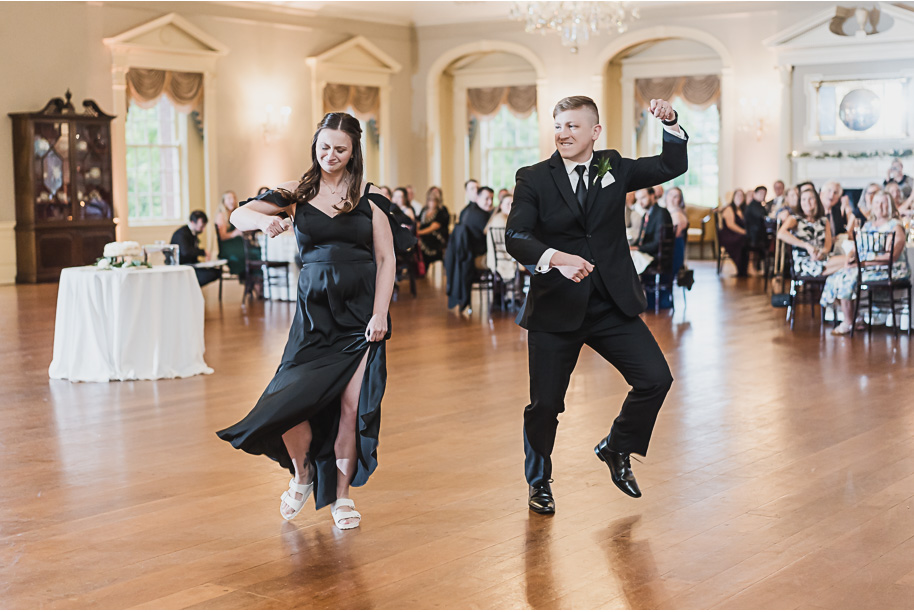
left=594, top=438, right=642, bottom=498
left=528, top=481, right=555, bottom=514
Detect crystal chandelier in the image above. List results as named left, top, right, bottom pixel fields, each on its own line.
left=509, top=1, right=641, bottom=53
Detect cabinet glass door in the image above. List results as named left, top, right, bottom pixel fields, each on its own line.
left=73, top=122, right=113, bottom=220
left=33, top=121, right=71, bottom=221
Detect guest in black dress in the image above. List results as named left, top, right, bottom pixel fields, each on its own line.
left=390, top=187, right=417, bottom=230
left=417, top=187, right=450, bottom=266
left=718, top=189, right=749, bottom=276
left=217, top=113, right=414, bottom=530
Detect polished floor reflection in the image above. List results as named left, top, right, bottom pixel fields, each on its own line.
left=1, top=262, right=912, bottom=609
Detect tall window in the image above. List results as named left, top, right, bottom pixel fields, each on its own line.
left=479, top=105, right=539, bottom=191
left=125, top=97, right=183, bottom=222
left=644, top=96, right=719, bottom=207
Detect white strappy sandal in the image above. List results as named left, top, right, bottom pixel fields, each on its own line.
left=280, top=478, right=313, bottom=520
left=331, top=498, right=361, bottom=530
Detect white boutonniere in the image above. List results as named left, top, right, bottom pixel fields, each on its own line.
left=595, top=156, right=615, bottom=188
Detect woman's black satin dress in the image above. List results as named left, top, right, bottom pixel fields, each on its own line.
left=217, top=186, right=400, bottom=510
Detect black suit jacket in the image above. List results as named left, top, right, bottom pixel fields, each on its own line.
left=506, top=129, right=688, bottom=332
left=458, top=202, right=491, bottom=257
left=170, top=225, right=204, bottom=265
left=634, top=204, right=673, bottom=257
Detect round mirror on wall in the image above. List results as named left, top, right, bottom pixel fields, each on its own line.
left=838, top=88, right=881, bottom=131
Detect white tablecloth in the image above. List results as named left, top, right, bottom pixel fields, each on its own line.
left=49, top=265, right=214, bottom=383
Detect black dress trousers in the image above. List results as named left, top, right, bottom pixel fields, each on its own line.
left=523, top=282, right=673, bottom=487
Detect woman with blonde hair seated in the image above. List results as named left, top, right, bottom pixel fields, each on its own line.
left=485, top=193, right=516, bottom=283
left=820, top=189, right=910, bottom=335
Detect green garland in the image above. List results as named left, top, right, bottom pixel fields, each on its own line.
left=788, top=149, right=913, bottom=160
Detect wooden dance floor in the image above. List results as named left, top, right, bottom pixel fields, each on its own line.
left=2, top=262, right=913, bottom=609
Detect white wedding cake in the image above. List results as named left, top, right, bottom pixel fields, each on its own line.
left=103, top=241, right=143, bottom=259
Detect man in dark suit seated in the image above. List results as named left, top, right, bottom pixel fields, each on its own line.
left=631, top=187, right=674, bottom=309
left=459, top=186, right=494, bottom=261
left=445, top=187, right=495, bottom=312
left=171, top=210, right=221, bottom=287
left=630, top=187, right=672, bottom=258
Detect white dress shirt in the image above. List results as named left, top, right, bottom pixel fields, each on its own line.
left=534, top=123, right=687, bottom=273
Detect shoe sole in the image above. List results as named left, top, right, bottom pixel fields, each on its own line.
left=528, top=503, right=555, bottom=515
left=595, top=446, right=642, bottom=498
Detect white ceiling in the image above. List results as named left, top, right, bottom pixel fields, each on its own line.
left=233, top=1, right=826, bottom=28
left=241, top=0, right=516, bottom=26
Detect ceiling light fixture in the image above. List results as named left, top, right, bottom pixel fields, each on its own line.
left=509, top=1, right=640, bottom=53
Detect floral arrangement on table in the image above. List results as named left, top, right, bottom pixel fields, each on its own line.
left=96, top=241, right=151, bottom=269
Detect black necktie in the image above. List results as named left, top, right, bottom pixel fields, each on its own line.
left=574, top=165, right=587, bottom=210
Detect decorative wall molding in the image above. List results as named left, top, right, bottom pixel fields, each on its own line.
left=764, top=3, right=914, bottom=66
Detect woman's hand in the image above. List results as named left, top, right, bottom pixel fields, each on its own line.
left=259, top=215, right=291, bottom=238
left=366, top=312, right=388, bottom=342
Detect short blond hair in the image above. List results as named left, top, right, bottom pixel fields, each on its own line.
left=553, top=96, right=599, bottom=123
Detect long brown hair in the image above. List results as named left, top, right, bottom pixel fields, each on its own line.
left=279, top=112, right=364, bottom=214
left=798, top=186, right=825, bottom=221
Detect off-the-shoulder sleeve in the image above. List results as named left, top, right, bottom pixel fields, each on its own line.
left=239, top=189, right=294, bottom=208
left=366, top=193, right=418, bottom=254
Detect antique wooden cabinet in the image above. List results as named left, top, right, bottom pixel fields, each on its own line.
left=9, top=91, right=116, bottom=283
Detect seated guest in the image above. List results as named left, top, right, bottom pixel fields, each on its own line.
left=459, top=185, right=495, bottom=262
left=885, top=158, right=913, bottom=200
left=744, top=185, right=768, bottom=249
left=774, top=186, right=799, bottom=223
left=215, top=190, right=248, bottom=278
left=377, top=185, right=393, bottom=200
left=663, top=186, right=689, bottom=274
left=391, top=187, right=417, bottom=229
left=744, top=185, right=770, bottom=274
left=417, top=187, right=450, bottom=267
left=445, top=186, right=495, bottom=312
left=625, top=191, right=643, bottom=245
left=485, top=194, right=516, bottom=282
left=630, top=187, right=673, bottom=258
left=857, top=183, right=881, bottom=219
left=171, top=210, right=221, bottom=287
left=719, top=189, right=749, bottom=277
left=777, top=188, right=836, bottom=278
left=821, top=189, right=910, bottom=335
left=885, top=182, right=905, bottom=217
left=900, top=190, right=914, bottom=217
left=405, top=184, right=423, bottom=217
left=766, top=180, right=786, bottom=216
left=464, top=178, right=479, bottom=208
left=820, top=181, right=847, bottom=236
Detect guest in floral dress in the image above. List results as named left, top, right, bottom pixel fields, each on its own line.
left=776, top=187, right=834, bottom=277
left=820, top=190, right=910, bottom=335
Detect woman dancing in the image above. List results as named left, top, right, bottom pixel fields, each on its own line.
left=217, top=112, right=414, bottom=529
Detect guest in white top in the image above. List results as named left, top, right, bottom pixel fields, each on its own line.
left=406, top=185, right=423, bottom=218
left=485, top=194, right=516, bottom=282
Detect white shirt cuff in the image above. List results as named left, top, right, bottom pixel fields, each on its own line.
left=535, top=248, right=557, bottom=273
left=663, top=124, right=686, bottom=140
